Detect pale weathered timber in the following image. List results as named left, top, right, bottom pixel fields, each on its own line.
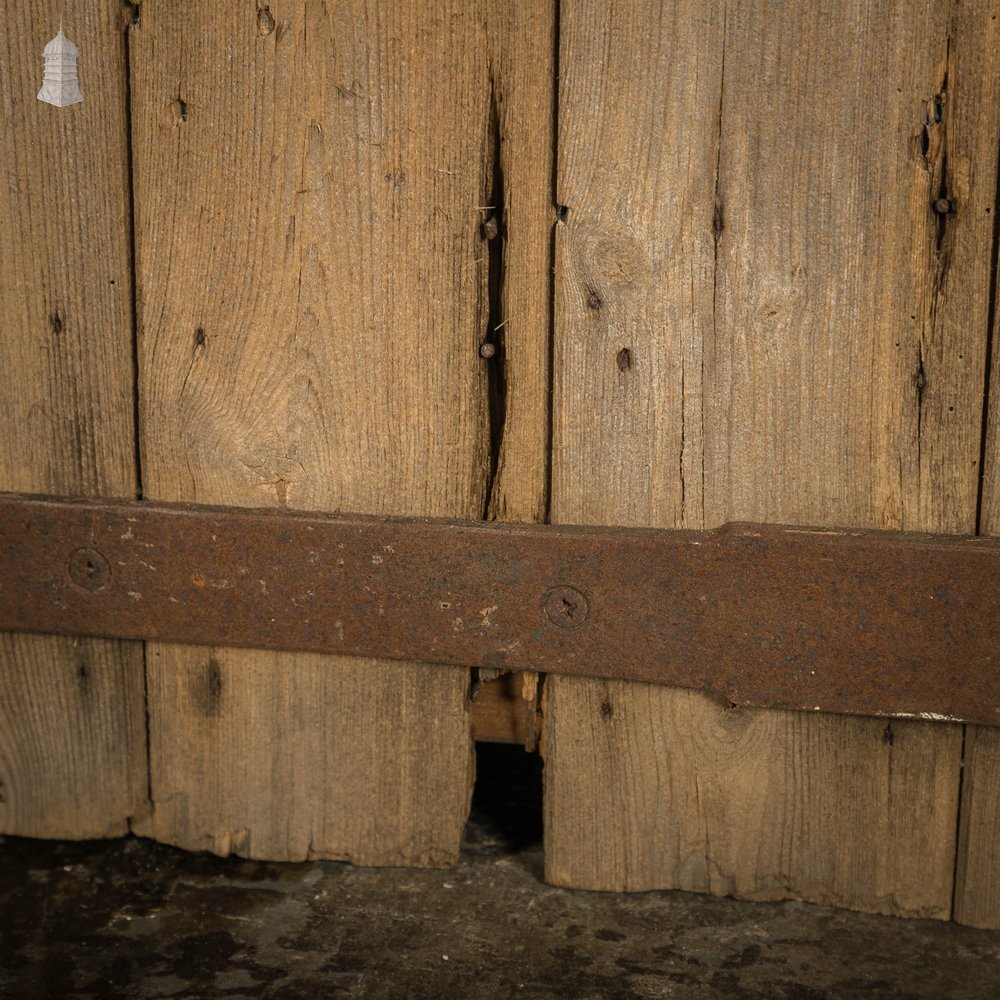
left=546, top=0, right=726, bottom=889
left=547, top=1, right=998, bottom=918
left=955, top=725, right=1000, bottom=928
left=483, top=0, right=555, bottom=526
left=961, top=421, right=1000, bottom=927
left=129, top=1, right=511, bottom=864
left=956, top=0, right=1000, bottom=918
left=0, top=2, right=147, bottom=838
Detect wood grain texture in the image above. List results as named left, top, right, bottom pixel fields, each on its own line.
left=483, top=0, right=555, bottom=526
left=475, top=2, right=555, bottom=702
left=546, top=0, right=997, bottom=917
left=545, top=683, right=961, bottom=911
left=550, top=0, right=718, bottom=530
left=955, top=726, right=1000, bottom=928
left=129, top=1, right=506, bottom=863
left=958, top=3, right=1000, bottom=917
left=0, top=2, right=147, bottom=837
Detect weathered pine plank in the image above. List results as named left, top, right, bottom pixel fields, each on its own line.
left=483, top=0, right=555, bottom=527
left=0, top=2, right=147, bottom=838
left=475, top=2, right=555, bottom=722
left=955, top=726, right=1000, bottom=928
left=129, top=1, right=507, bottom=864
left=545, top=0, right=727, bottom=888
left=956, top=0, right=1000, bottom=921
left=546, top=0, right=997, bottom=917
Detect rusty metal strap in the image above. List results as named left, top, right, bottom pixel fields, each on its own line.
left=1, top=492, right=998, bottom=725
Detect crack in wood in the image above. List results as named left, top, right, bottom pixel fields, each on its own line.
left=483, top=79, right=508, bottom=521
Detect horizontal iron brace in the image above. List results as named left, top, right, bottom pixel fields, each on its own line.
left=1, top=492, right=998, bottom=726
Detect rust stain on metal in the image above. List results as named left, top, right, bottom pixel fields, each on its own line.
left=1, top=493, right=998, bottom=725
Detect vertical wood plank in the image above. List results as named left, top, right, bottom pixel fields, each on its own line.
left=956, top=0, right=1000, bottom=921
left=955, top=726, right=1000, bottom=928
left=550, top=0, right=716, bottom=533
left=484, top=0, right=555, bottom=527
left=0, top=2, right=147, bottom=837
left=545, top=0, right=726, bottom=888
left=129, top=1, right=509, bottom=863
left=546, top=0, right=996, bottom=917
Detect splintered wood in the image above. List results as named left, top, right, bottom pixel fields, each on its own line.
left=545, top=0, right=1000, bottom=920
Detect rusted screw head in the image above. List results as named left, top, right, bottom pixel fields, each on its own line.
left=480, top=342, right=496, bottom=359
left=933, top=198, right=952, bottom=215
left=543, top=585, right=589, bottom=629
left=68, top=548, right=111, bottom=592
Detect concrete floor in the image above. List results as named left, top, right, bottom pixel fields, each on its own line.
left=3, top=746, right=999, bottom=1000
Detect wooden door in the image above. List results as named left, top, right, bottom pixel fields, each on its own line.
left=2, top=0, right=999, bottom=928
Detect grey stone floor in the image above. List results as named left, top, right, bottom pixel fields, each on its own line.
left=2, top=746, right=998, bottom=999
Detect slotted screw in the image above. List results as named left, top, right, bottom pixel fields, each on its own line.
left=543, top=585, right=589, bottom=629
left=68, top=548, right=111, bottom=592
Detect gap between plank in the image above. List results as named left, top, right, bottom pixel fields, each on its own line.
left=122, top=5, right=153, bottom=812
